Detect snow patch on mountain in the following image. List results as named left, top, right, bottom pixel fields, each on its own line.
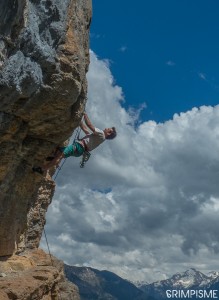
left=136, top=268, right=219, bottom=299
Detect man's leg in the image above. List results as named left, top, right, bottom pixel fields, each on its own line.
left=33, top=150, right=65, bottom=174
left=43, top=151, right=65, bottom=171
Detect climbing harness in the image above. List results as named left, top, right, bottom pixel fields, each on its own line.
left=53, top=124, right=90, bottom=179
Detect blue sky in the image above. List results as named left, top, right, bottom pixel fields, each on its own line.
left=91, top=0, right=219, bottom=122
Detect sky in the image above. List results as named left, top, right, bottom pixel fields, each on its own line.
left=41, top=1, right=219, bottom=283
left=90, top=0, right=219, bottom=123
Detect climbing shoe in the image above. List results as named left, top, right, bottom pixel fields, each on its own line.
left=46, top=156, right=55, bottom=161
left=32, top=167, right=44, bottom=175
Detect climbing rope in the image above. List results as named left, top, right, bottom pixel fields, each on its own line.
left=53, top=158, right=67, bottom=181
left=43, top=227, right=54, bottom=266
left=39, top=210, right=63, bottom=300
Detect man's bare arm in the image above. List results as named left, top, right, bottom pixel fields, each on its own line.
left=83, top=113, right=95, bottom=132
left=80, top=121, right=90, bottom=135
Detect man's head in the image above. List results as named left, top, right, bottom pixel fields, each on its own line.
left=104, top=127, right=117, bottom=140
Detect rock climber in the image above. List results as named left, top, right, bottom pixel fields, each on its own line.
left=32, top=112, right=117, bottom=174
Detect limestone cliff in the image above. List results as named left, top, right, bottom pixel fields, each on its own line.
left=0, top=249, right=80, bottom=300
left=0, top=0, right=92, bottom=298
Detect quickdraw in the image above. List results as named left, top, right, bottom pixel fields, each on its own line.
left=80, top=151, right=91, bottom=168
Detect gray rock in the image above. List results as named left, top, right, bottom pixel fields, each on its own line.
left=0, top=0, right=92, bottom=257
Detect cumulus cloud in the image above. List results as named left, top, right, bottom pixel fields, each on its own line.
left=41, top=51, right=219, bottom=283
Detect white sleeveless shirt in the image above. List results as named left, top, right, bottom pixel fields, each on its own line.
left=81, top=128, right=105, bottom=151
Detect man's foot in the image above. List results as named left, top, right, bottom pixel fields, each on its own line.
left=46, top=156, right=55, bottom=161
left=32, top=167, right=44, bottom=175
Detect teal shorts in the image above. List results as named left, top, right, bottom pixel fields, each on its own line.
left=59, top=142, right=84, bottom=158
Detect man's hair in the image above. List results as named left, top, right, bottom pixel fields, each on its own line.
left=106, top=127, right=117, bottom=140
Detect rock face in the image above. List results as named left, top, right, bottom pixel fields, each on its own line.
left=0, top=249, right=80, bottom=300
left=0, top=0, right=91, bottom=255
left=0, top=0, right=91, bottom=298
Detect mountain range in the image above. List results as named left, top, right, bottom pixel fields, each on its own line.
left=64, top=264, right=151, bottom=300
left=64, top=265, right=219, bottom=300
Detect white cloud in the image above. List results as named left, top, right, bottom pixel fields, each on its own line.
left=90, top=33, right=105, bottom=39
left=166, top=60, right=176, bottom=66
left=198, top=72, right=207, bottom=81
left=119, top=46, right=127, bottom=52
left=42, top=51, right=219, bottom=283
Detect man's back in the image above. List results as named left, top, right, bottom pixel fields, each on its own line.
left=81, top=128, right=105, bottom=151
